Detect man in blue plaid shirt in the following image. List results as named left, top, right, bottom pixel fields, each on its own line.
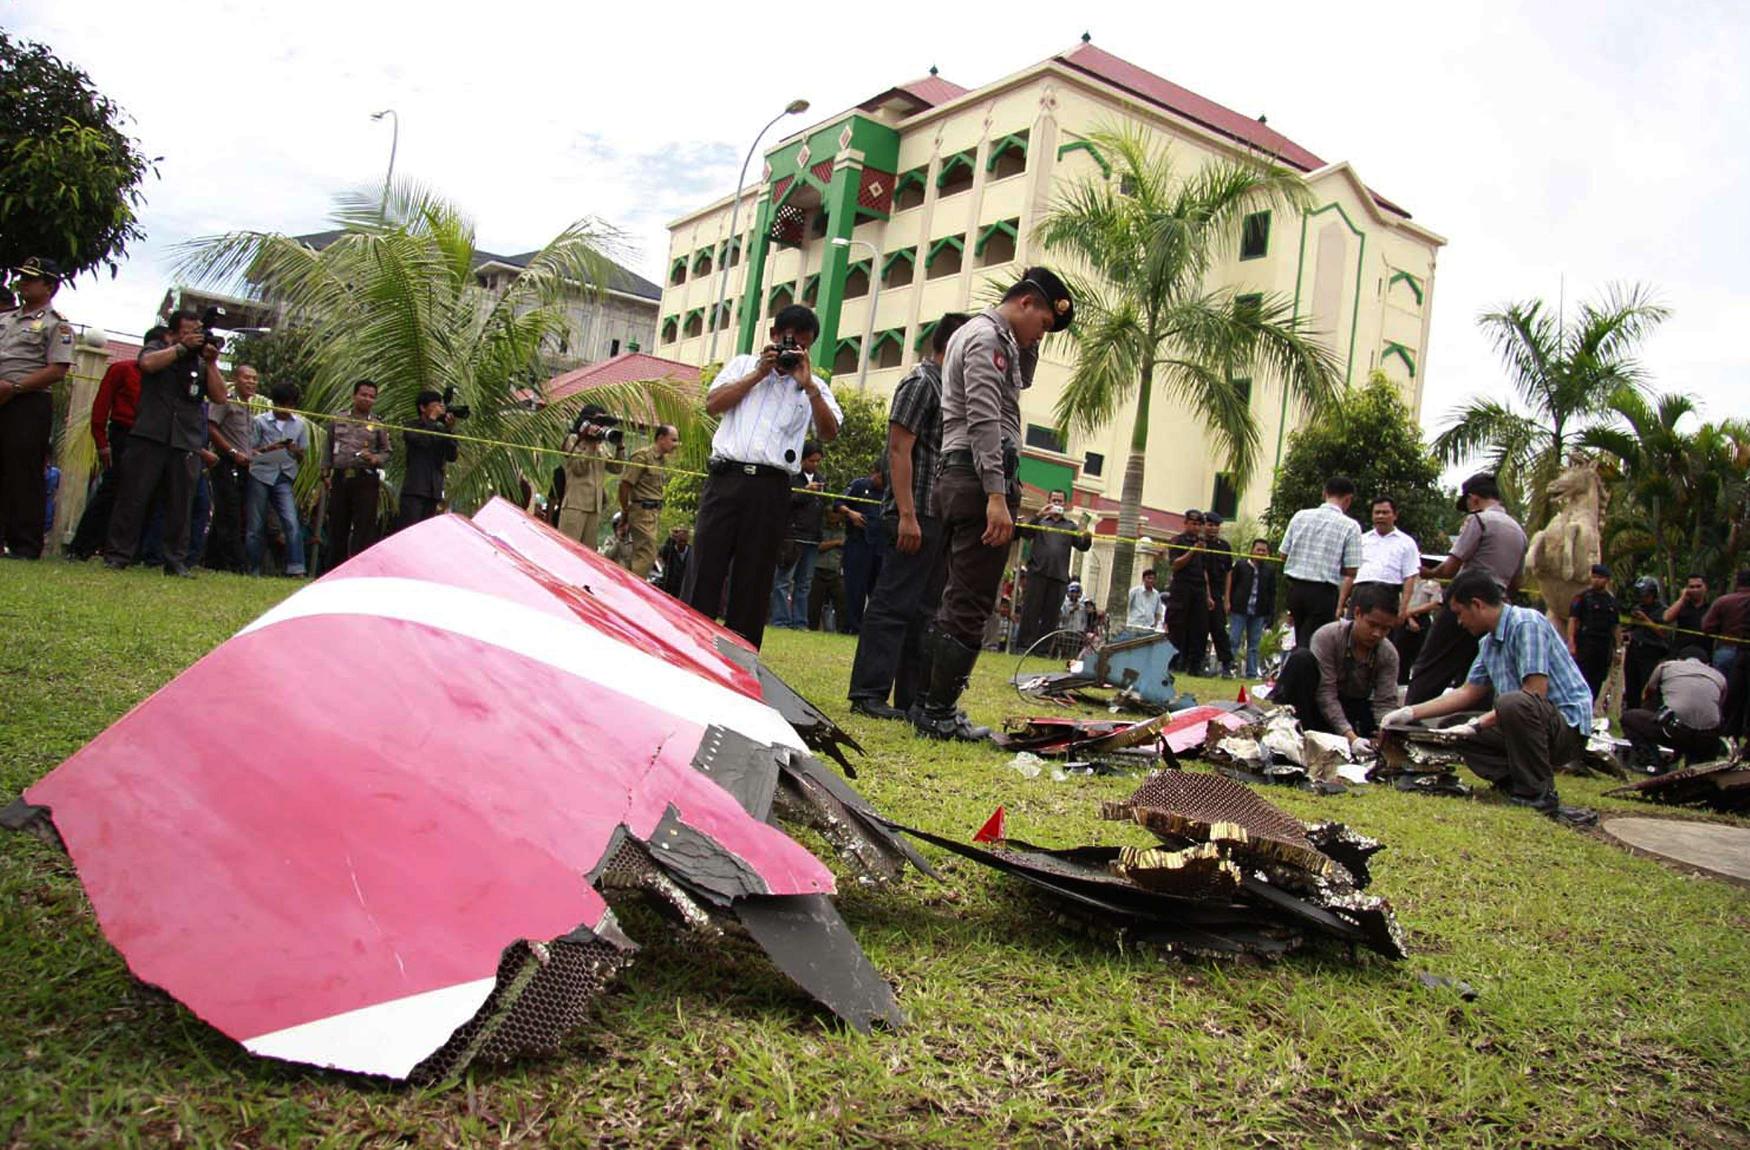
left=847, top=313, right=972, bottom=723
left=1382, top=569, right=1596, bottom=823
left=1278, top=476, right=1363, bottom=649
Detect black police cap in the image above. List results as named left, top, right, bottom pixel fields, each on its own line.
left=1016, top=266, right=1074, bottom=332
left=13, top=256, right=62, bottom=282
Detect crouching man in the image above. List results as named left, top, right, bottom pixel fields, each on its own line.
left=1381, top=569, right=1596, bottom=824
left=1621, top=647, right=1726, bottom=770
left=1273, top=581, right=1401, bottom=756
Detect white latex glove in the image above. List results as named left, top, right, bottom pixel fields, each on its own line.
left=1449, top=718, right=1482, bottom=738
left=1380, top=706, right=1416, bottom=729
left=1350, top=737, right=1375, bottom=758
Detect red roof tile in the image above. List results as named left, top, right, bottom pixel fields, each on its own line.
left=1054, top=43, right=1411, bottom=218
left=897, top=75, right=969, bottom=107
left=543, top=352, right=698, bottom=403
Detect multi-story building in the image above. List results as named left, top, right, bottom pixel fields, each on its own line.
left=658, top=40, right=1444, bottom=600
left=170, top=232, right=662, bottom=375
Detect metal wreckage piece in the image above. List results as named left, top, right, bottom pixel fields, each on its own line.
left=3, top=499, right=928, bottom=1083
left=887, top=771, right=1406, bottom=961
left=1606, top=759, right=1750, bottom=813
left=993, top=705, right=1254, bottom=770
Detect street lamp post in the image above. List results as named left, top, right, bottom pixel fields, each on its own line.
left=706, top=98, right=809, bottom=365
left=831, top=236, right=879, bottom=391
left=371, top=109, right=398, bottom=213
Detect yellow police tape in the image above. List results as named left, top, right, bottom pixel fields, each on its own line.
left=276, top=403, right=1750, bottom=648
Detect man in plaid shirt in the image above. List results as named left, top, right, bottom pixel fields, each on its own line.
left=1278, top=476, right=1362, bottom=650
left=1383, top=569, right=1597, bottom=824
left=848, top=313, right=971, bottom=721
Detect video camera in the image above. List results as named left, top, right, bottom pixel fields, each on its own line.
left=569, top=407, right=623, bottom=446
left=200, top=305, right=228, bottom=352
left=441, top=385, right=471, bottom=421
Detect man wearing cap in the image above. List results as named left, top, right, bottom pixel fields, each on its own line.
left=1014, top=488, right=1093, bottom=651
left=557, top=404, right=625, bottom=552
left=916, top=267, right=1072, bottom=741
left=104, top=308, right=228, bottom=575
left=1622, top=577, right=1669, bottom=711
left=1203, top=513, right=1237, bottom=677
left=320, top=380, right=392, bottom=567
left=0, top=258, right=74, bottom=558
left=618, top=423, right=677, bottom=578
left=1164, top=509, right=1211, bottom=672
left=1566, top=564, right=1619, bottom=704
left=397, top=390, right=458, bottom=530
left=683, top=304, right=841, bottom=649
left=1278, top=477, right=1363, bottom=652
left=1406, top=473, right=1527, bottom=705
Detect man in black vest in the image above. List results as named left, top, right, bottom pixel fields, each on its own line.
left=1566, top=563, right=1618, bottom=703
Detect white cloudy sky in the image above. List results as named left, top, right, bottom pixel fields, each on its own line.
left=15, top=1, right=1748, bottom=449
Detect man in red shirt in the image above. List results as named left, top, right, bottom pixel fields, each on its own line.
left=67, top=327, right=163, bottom=559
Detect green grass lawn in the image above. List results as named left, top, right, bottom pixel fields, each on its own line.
left=3, top=562, right=1748, bottom=1147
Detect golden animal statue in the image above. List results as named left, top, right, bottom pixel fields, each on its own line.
left=1525, top=460, right=1607, bottom=632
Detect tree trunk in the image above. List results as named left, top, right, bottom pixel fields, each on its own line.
left=1103, top=362, right=1155, bottom=621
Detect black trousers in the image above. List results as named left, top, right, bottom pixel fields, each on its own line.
left=842, top=537, right=883, bottom=634
left=1392, top=620, right=1426, bottom=684
left=1275, top=648, right=1375, bottom=736
left=1574, top=636, right=1613, bottom=701
left=1462, top=691, right=1579, bottom=805
left=849, top=515, right=945, bottom=708
left=1017, top=573, right=1067, bottom=650
left=1285, top=577, right=1339, bottom=652
left=71, top=422, right=132, bottom=558
left=328, top=471, right=382, bottom=568
left=931, top=466, right=1015, bottom=648
left=396, top=493, right=441, bottom=532
left=1621, top=708, right=1722, bottom=766
left=203, top=460, right=248, bottom=571
left=1406, top=608, right=1481, bottom=706
left=1209, top=605, right=1233, bottom=668
left=1623, top=643, right=1665, bottom=713
left=808, top=566, right=844, bottom=631
left=683, top=466, right=790, bottom=650
left=106, top=436, right=197, bottom=568
left=1166, top=589, right=1210, bottom=672
left=0, top=390, right=52, bottom=557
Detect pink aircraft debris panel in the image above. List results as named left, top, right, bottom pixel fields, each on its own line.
left=25, top=524, right=834, bottom=1079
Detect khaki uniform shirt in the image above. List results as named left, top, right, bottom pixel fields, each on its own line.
left=939, top=309, right=1035, bottom=495
left=207, top=396, right=259, bottom=457
left=0, top=303, right=74, bottom=383
left=560, top=434, right=621, bottom=515
left=325, top=413, right=392, bottom=471
left=620, top=445, right=667, bottom=507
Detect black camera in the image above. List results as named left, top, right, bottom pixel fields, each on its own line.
left=200, top=305, right=228, bottom=352
left=441, top=385, right=471, bottom=421
left=570, top=407, right=621, bottom=444
left=774, top=334, right=803, bottom=373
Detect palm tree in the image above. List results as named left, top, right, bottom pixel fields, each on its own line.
left=1584, top=389, right=1750, bottom=590
left=177, top=182, right=705, bottom=513
left=1431, top=284, right=1668, bottom=527
left=1036, top=125, right=1344, bottom=618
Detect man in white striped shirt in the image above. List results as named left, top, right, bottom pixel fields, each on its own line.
left=682, top=305, right=843, bottom=649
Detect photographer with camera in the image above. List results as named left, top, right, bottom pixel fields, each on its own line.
left=322, top=379, right=392, bottom=566
left=397, top=389, right=458, bottom=530
left=556, top=403, right=625, bottom=552
left=618, top=423, right=678, bottom=577
left=104, top=308, right=228, bottom=575
left=682, top=305, right=841, bottom=649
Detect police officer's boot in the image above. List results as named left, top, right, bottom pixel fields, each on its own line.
left=914, top=629, right=988, bottom=743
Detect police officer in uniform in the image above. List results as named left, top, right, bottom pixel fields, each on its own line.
left=618, top=423, right=678, bottom=578
left=557, top=404, right=625, bottom=551
left=1566, top=563, right=1618, bottom=704
left=0, top=258, right=74, bottom=558
left=1164, top=509, right=1210, bottom=672
left=915, top=267, right=1073, bottom=741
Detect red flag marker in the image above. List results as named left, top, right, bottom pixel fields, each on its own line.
left=1236, top=684, right=1249, bottom=705
left=972, top=806, right=1006, bottom=843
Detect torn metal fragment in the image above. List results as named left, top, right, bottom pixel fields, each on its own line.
left=11, top=500, right=917, bottom=1080
left=1104, top=771, right=1334, bottom=877
left=1605, top=759, right=1750, bottom=812
left=731, top=894, right=904, bottom=1033
left=1113, top=843, right=1244, bottom=897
